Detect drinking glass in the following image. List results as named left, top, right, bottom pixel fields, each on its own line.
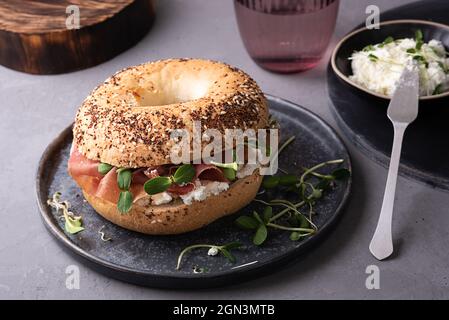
left=234, top=0, right=340, bottom=73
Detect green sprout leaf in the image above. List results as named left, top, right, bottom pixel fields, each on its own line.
left=368, top=53, right=379, bottom=62
left=298, top=182, right=307, bottom=197
left=117, top=191, right=133, bottom=213
left=290, top=232, right=302, bottom=241
left=117, top=169, right=132, bottom=190
left=416, top=41, right=424, bottom=50
left=406, top=48, right=417, bottom=54
left=235, top=216, right=259, bottom=229
left=253, top=224, right=268, bottom=246
left=279, top=174, right=298, bottom=186
left=253, top=211, right=264, bottom=224
left=263, top=176, right=280, bottom=189
left=316, top=179, right=331, bottom=191
left=173, top=164, right=196, bottom=184
left=379, top=36, right=394, bottom=47
left=263, top=206, right=273, bottom=224
left=410, top=30, right=424, bottom=51
left=415, top=29, right=424, bottom=51
left=362, top=44, right=375, bottom=52
left=331, top=168, right=351, bottom=180
left=144, top=176, right=172, bottom=195
left=415, top=29, right=423, bottom=42
left=65, top=215, right=84, bottom=234
left=310, top=188, right=322, bottom=200
left=288, top=213, right=310, bottom=229
left=383, top=36, right=394, bottom=44
left=413, top=55, right=426, bottom=63
left=222, top=167, right=236, bottom=181
left=219, top=249, right=236, bottom=263
left=222, top=242, right=242, bottom=250
left=98, top=163, right=113, bottom=175
left=298, top=214, right=311, bottom=229
left=433, top=84, right=443, bottom=95
left=210, top=161, right=239, bottom=171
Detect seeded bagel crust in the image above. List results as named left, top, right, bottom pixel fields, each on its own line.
left=73, top=58, right=269, bottom=168
left=83, top=172, right=262, bottom=235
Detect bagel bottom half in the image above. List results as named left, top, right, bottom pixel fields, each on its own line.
left=83, top=172, right=263, bottom=235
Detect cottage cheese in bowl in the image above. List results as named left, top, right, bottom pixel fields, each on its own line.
left=349, top=32, right=449, bottom=97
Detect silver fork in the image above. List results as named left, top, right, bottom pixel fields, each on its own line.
left=369, top=64, right=420, bottom=260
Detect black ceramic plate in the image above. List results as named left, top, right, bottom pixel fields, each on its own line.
left=36, top=95, right=351, bottom=289
left=331, top=19, right=449, bottom=101
left=327, top=0, right=449, bottom=191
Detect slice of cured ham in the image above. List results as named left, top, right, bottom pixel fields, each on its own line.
left=195, top=163, right=229, bottom=182
left=68, top=147, right=103, bottom=179
left=168, top=182, right=195, bottom=195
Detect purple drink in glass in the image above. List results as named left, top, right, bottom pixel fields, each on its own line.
left=234, top=0, right=340, bottom=73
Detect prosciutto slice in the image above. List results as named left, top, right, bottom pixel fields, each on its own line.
left=195, top=164, right=229, bottom=182
left=95, top=168, right=121, bottom=203
left=132, top=168, right=150, bottom=185
left=68, top=147, right=103, bottom=179
left=68, top=146, right=145, bottom=204
left=168, top=183, right=195, bottom=195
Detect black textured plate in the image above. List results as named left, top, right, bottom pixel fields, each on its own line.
left=36, top=95, right=352, bottom=289
left=327, top=0, right=449, bottom=191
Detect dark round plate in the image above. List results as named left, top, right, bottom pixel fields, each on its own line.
left=36, top=95, right=352, bottom=289
left=327, top=0, right=449, bottom=191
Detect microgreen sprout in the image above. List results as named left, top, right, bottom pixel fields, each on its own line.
left=47, top=192, right=84, bottom=234
left=98, top=163, right=113, bottom=175
left=176, top=242, right=242, bottom=270
left=210, top=161, right=239, bottom=181
left=362, top=44, right=375, bottom=52
left=368, top=53, right=379, bottom=62
left=144, top=164, right=196, bottom=196
left=433, top=84, right=443, bottom=95
left=99, top=225, right=112, bottom=242
left=378, top=36, right=394, bottom=48
left=236, top=159, right=350, bottom=245
left=117, top=168, right=134, bottom=214
left=415, top=29, right=424, bottom=50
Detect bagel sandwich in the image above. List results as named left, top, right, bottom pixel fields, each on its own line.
left=68, top=58, right=270, bottom=235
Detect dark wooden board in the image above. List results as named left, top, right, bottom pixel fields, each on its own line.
left=327, top=0, right=449, bottom=191
left=0, top=0, right=156, bottom=74
left=36, top=95, right=352, bottom=289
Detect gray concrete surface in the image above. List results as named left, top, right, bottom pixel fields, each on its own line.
left=1, top=0, right=448, bottom=299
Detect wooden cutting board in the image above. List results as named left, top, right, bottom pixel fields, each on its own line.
left=0, top=0, right=156, bottom=74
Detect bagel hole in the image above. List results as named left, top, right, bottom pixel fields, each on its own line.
left=135, top=77, right=210, bottom=107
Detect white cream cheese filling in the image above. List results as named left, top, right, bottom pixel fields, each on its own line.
left=350, top=38, right=449, bottom=96
left=151, top=192, right=173, bottom=205
left=180, top=181, right=229, bottom=205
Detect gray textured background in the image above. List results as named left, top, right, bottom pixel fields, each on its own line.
left=1, top=0, right=448, bottom=299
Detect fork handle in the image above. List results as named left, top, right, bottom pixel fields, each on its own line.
left=369, top=122, right=407, bottom=260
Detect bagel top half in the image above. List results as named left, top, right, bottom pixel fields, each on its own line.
left=73, top=58, right=269, bottom=168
